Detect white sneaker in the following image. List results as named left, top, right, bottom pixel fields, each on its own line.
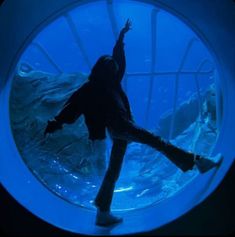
left=95, top=210, right=123, bottom=227
left=195, top=153, right=223, bottom=174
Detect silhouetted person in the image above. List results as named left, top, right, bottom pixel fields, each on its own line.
left=45, top=19, right=223, bottom=226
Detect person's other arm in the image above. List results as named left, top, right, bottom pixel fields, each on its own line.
left=112, top=19, right=132, bottom=83
left=44, top=86, right=85, bottom=136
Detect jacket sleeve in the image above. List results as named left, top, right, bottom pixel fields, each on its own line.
left=54, top=86, right=85, bottom=125
left=112, top=35, right=126, bottom=83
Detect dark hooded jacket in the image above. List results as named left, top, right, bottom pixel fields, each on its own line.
left=54, top=38, right=133, bottom=140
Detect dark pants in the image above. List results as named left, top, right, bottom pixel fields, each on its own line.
left=94, top=119, right=197, bottom=212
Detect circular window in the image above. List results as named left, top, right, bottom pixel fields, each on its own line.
left=9, top=0, right=221, bottom=213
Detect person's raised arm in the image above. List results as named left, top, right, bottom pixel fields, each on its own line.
left=44, top=86, right=85, bottom=136
left=112, top=19, right=132, bottom=83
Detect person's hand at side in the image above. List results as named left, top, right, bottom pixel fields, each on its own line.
left=44, top=119, right=62, bottom=137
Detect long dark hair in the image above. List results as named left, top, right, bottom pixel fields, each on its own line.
left=88, top=55, right=119, bottom=85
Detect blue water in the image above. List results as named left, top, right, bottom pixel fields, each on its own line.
left=10, top=1, right=218, bottom=211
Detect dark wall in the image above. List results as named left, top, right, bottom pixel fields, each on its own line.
left=0, top=184, right=76, bottom=237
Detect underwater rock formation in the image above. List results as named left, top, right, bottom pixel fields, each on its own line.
left=156, top=84, right=217, bottom=140
left=10, top=69, right=107, bottom=178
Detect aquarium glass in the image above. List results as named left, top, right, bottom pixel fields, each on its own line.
left=10, top=0, right=219, bottom=211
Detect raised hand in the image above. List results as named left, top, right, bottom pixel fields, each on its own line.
left=121, top=18, right=132, bottom=34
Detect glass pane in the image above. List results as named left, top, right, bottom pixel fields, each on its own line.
left=10, top=0, right=219, bottom=211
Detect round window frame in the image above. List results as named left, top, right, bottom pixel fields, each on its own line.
left=0, top=0, right=232, bottom=235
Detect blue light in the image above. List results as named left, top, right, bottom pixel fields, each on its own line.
left=0, top=0, right=233, bottom=235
